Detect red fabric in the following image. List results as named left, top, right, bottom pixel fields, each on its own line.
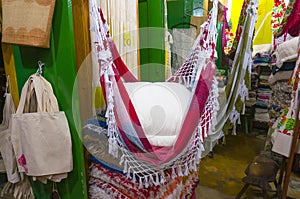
left=280, top=0, right=300, bottom=37
left=109, top=41, right=138, bottom=82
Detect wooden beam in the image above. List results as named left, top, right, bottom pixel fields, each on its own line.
left=72, top=0, right=93, bottom=192
left=2, top=44, right=19, bottom=107
left=282, top=96, right=300, bottom=199
left=72, top=0, right=93, bottom=125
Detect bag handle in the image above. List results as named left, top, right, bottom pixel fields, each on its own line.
left=16, top=75, right=36, bottom=114
left=36, top=75, right=59, bottom=113
left=16, top=74, right=59, bottom=114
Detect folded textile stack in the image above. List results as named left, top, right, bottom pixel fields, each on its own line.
left=89, top=161, right=199, bottom=199
left=269, top=82, right=293, bottom=123
left=256, top=88, right=272, bottom=109
left=254, top=107, right=270, bottom=123
left=268, top=61, right=295, bottom=124
left=253, top=52, right=272, bottom=67
left=252, top=52, right=273, bottom=124
left=267, top=37, right=298, bottom=124
left=269, top=61, right=295, bottom=85
left=83, top=116, right=200, bottom=199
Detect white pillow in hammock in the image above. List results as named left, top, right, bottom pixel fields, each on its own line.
left=124, top=82, right=191, bottom=147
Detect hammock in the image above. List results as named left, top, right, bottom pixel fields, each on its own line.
left=88, top=0, right=219, bottom=187
left=202, top=0, right=258, bottom=155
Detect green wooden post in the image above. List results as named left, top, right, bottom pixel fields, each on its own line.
left=12, top=1, right=87, bottom=198
left=139, top=0, right=165, bottom=82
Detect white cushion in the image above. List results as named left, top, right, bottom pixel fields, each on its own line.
left=274, top=36, right=299, bottom=68
left=124, top=82, right=191, bottom=147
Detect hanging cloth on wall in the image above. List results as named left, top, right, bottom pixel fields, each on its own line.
left=228, top=0, right=251, bottom=59
left=97, top=0, right=139, bottom=78
left=171, top=27, right=197, bottom=74
left=2, top=0, right=56, bottom=48
left=272, top=0, right=300, bottom=38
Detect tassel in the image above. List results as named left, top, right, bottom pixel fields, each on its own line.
left=160, top=171, right=166, bottom=184
left=132, top=172, right=136, bottom=183
left=108, top=138, right=113, bottom=155
left=200, top=143, right=205, bottom=151
left=172, top=166, right=177, bottom=179
left=184, top=163, right=189, bottom=176
left=112, top=138, right=118, bottom=158
left=119, top=154, right=125, bottom=165
left=178, top=165, right=183, bottom=176
left=196, top=147, right=201, bottom=163
left=155, top=172, right=159, bottom=186
left=126, top=169, right=131, bottom=179
left=123, top=161, right=128, bottom=174
left=198, top=126, right=203, bottom=142
left=232, top=122, right=237, bottom=135
left=149, top=174, right=154, bottom=186
left=139, top=177, right=143, bottom=189
left=189, top=161, right=194, bottom=171
left=144, top=176, right=149, bottom=188
left=193, top=161, right=197, bottom=171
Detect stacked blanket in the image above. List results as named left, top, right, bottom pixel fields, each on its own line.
left=83, top=117, right=200, bottom=199
left=268, top=38, right=296, bottom=122
left=252, top=52, right=273, bottom=123
left=253, top=52, right=272, bottom=66
left=89, top=161, right=199, bottom=199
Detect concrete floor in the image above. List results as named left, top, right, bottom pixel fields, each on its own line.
left=195, top=132, right=300, bottom=199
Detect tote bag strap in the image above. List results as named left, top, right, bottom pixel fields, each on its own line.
left=38, top=75, right=59, bottom=113
left=17, top=74, right=60, bottom=114
left=16, top=76, right=35, bottom=114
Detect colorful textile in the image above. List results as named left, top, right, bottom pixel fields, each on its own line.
left=89, top=161, right=199, bottom=199
left=204, top=0, right=258, bottom=141
left=89, top=0, right=219, bottom=188
left=222, top=7, right=234, bottom=56
left=272, top=61, right=296, bottom=75
left=271, top=0, right=287, bottom=34
left=229, top=0, right=251, bottom=59
left=273, top=0, right=300, bottom=38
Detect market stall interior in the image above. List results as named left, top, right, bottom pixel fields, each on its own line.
left=0, top=0, right=300, bottom=198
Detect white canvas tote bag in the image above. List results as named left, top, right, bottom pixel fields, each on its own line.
left=11, top=74, right=73, bottom=177
left=0, top=93, right=21, bottom=183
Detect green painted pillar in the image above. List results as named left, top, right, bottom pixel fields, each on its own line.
left=11, top=1, right=87, bottom=198
left=139, top=0, right=165, bottom=82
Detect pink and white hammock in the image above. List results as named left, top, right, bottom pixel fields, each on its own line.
left=89, top=0, right=219, bottom=187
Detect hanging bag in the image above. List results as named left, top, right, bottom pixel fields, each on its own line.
left=11, top=74, right=73, bottom=177
left=272, top=99, right=300, bottom=157
left=2, top=0, right=56, bottom=48
left=0, top=77, right=21, bottom=183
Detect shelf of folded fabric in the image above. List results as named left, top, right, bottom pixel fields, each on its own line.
left=268, top=61, right=295, bottom=125
left=252, top=52, right=273, bottom=130
left=82, top=116, right=199, bottom=199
